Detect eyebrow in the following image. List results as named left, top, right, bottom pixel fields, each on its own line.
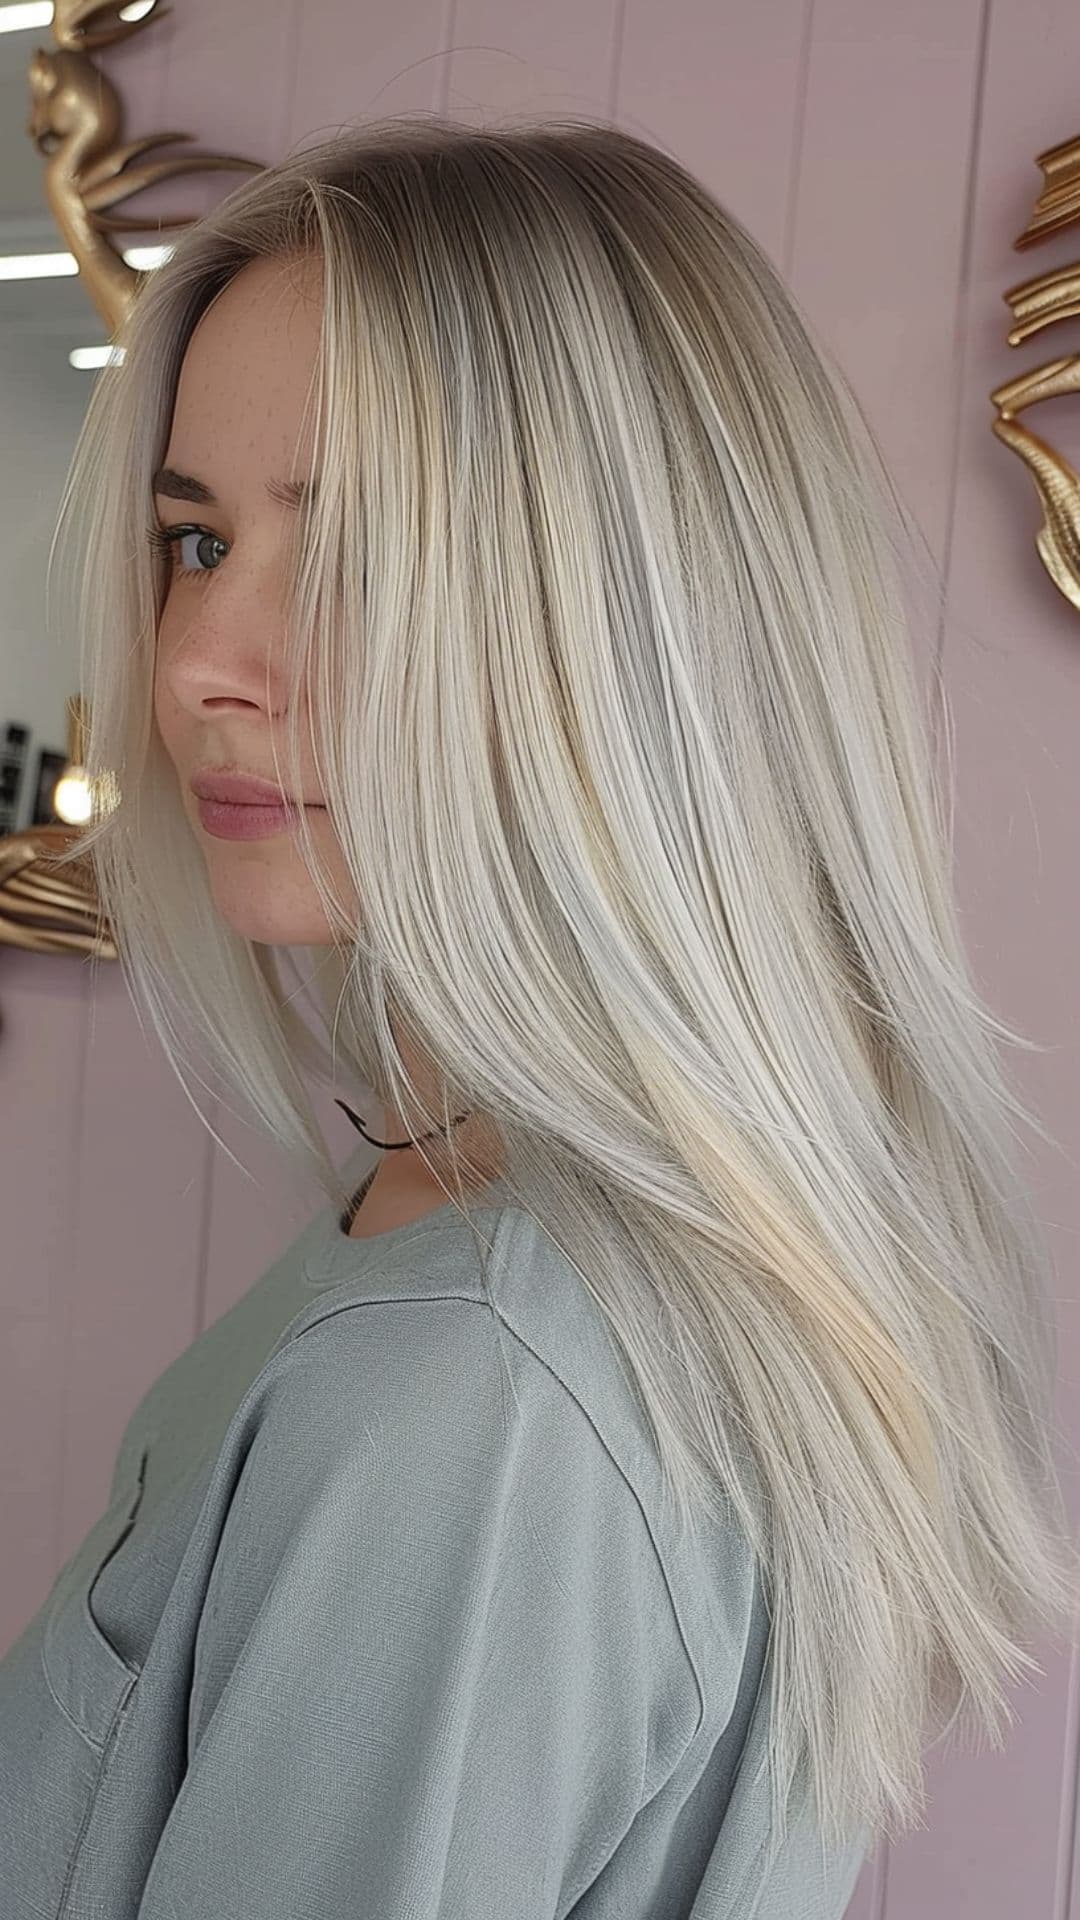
left=151, top=466, right=315, bottom=509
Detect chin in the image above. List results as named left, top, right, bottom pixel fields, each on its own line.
left=205, top=869, right=336, bottom=947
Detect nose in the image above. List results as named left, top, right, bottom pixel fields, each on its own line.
left=155, top=547, right=293, bottom=721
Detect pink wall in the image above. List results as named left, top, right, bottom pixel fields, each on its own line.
left=2, top=3, right=1078, bottom=1913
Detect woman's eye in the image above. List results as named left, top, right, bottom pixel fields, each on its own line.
left=146, top=525, right=229, bottom=576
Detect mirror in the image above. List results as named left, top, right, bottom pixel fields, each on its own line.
left=0, top=0, right=262, bottom=957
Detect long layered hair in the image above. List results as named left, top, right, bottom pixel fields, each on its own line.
left=50, top=114, right=1077, bottom=1853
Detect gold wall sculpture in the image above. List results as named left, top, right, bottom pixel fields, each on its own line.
left=992, top=133, right=1080, bottom=614
left=0, top=0, right=266, bottom=965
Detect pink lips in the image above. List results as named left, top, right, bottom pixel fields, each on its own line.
left=190, top=769, right=326, bottom=840
left=191, top=770, right=295, bottom=806
left=196, top=797, right=304, bottom=840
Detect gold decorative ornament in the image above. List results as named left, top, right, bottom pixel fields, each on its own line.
left=0, top=695, right=118, bottom=969
left=991, top=133, right=1080, bottom=614
left=0, top=0, right=266, bottom=959
left=0, top=826, right=116, bottom=961
left=26, top=0, right=264, bottom=335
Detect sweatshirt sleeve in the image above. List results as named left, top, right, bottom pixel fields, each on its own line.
left=134, top=1293, right=701, bottom=1918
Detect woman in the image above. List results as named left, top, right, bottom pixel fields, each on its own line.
left=2, top=116, right=1074, bottom=1917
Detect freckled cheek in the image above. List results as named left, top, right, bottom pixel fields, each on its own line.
left=150, top=653, right=170, bottom=742
left=150, top=638, right=186, bottom=779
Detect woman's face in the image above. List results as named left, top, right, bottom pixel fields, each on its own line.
left=152, top=251, right=356, bottom=945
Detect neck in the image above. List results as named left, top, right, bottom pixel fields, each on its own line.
left=365, top=1099, right=503, bottom=1189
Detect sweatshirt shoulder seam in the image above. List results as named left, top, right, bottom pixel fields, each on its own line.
left=284, top=1275, right=708, bottom=1752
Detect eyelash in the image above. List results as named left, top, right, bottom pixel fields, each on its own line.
left=145, top=524, right=228, bottom=578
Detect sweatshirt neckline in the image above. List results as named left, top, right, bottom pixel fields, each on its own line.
left=301, top=1144, right=514, bottom=1284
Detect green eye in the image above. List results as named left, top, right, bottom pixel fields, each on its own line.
left=146, top=525, right=229, bottom=575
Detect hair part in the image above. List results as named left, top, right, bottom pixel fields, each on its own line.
left=49, top=112, right=1079, bottom=1855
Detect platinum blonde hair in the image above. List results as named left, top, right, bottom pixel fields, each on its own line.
left=50, top=114, right=1078, bottom=1854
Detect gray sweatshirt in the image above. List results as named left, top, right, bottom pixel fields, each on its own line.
left=0, top=1141, right=870, bottom=1917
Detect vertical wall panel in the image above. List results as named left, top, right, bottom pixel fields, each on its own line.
left=0, top=952, right=93, bottom=1652
left=786, top=0, right=987, bottom=575
left=116, top=0, right=299, bottom=231
left=285, top=0, right=448, bottom=163
left=616, top=0, right=810, bottom=271
left=869, top=0, right=1080, bottom=1914
left=57, top=963, right=211, bottom=1544
left=440, top=0, right=620, bottom=125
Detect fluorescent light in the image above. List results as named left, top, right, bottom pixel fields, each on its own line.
left=0, top=252, right=78, bottom=278
left=69, top=345, right=125, bottom=369
left=0, top=243, right=172, bottom=279
left=121, top=244, right=173, bottom=271
left=0, top=4, right=52, bottom=31
left=0, top=0, right=151, bottom=28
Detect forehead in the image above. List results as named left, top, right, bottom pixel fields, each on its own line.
left=164, top=254, right=324, bottom=479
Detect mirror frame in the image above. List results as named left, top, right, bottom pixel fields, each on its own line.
left=0, top=0, right=263, bottom=958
